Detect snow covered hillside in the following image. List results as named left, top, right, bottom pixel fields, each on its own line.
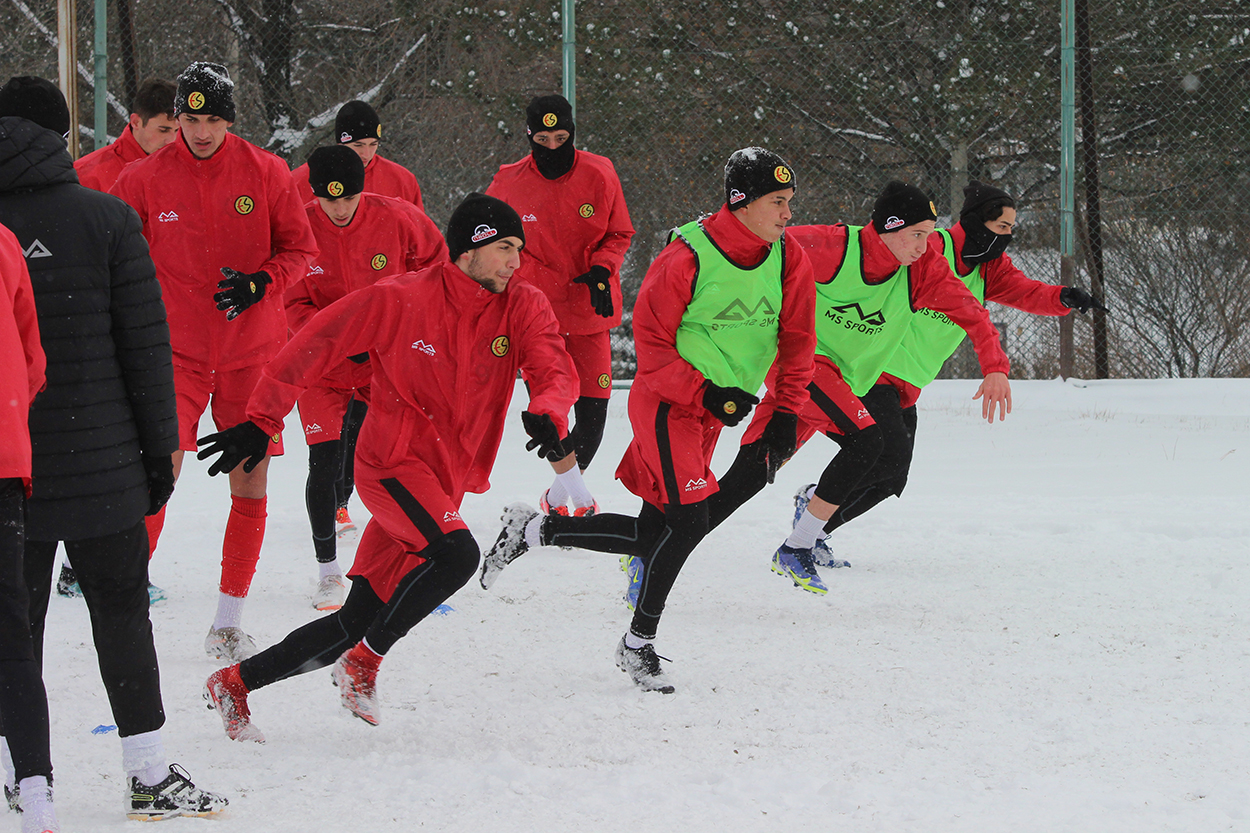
left=36, top=378, right=1249, bottom=832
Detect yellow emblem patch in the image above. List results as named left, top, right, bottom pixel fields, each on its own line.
left=723, top=401, right=737, bottom=415
left=491, top=336, right=510, bottom=357
left=597, top=373, right=611, bottom=389
left=327, top=181, right=344, bottom=197
left=774, top=165, right=792, bottom=184
left=377, top=124, right=383, bottom=138
left=929, top=201, right=938, bottom=216
left=578, top=203, right=595, bottom=218
left=542, top=113, right=558, bottom=128
left=371, top=254, right=388, bottom=271
left=187, top=91, right=205, bottom=110
left=234, top=196, right=254, bottom=215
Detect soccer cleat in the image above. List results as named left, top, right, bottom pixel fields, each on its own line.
left=538, top=489, right=570, bottom=516
left=54, top=565, right=80, bottom=599
left=204, top=626, right=258, bottom=662
left=147, top=582, right=168, bottom=606
left=127, top=764, right=228, bottom=821
left=572, top=500, right=599, bottom=517
left=792, top=484, right=850, bottom=569
left=203, top=665, right=264, bottom=743
left=614, top=637, right=675, bottom=694
left=478, top=503, right=538, bottom=590
left=312, top=574, right=346, bottom=612
left=335, top=505, right=356, bottom=537
left=620, top=555, right=643, bottom=611
left=771, top=544, right=829, bottom=595
left=5, top=783, right=18, bottom=813
left=331, top=649, right=380, bottom=726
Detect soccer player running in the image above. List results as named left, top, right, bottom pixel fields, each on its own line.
left=707, top=181, right=1013, bottom=595
left=781, top=180, right=1106, bottom=562
left=200, top=194, right=577, bottom=740
left=479, top=148, right=815, bottom=694
left=289, top=145, right=447, bottom=612
left=111, top=62, right=318, bottom=662
left=486, top=94, right=635, bottom=517
left=74, top=77, right=178, bottom=194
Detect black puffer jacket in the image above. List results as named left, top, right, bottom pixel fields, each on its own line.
left=0, top=117, right=177, bottom=541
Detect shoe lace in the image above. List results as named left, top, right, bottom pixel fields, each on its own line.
left=793, top=547, right=820, bottom=574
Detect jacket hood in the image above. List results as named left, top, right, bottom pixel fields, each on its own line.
left=0, top=116, right=78, bottom=194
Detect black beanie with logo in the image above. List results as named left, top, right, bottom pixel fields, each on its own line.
left=445, top=193, right=525, bottom=261
left=724, top=147, right=796, bottom=210
left=0, top=76, right=70, bottom=137
left=871, top=180, right=937, bottom=234
left=336, top=100, right=381, bottom=144
left=307, top=146, right=365, bottom=199
left=173, top=62, right=235, bottom=122
left=525, top=94, right=576, bottom=180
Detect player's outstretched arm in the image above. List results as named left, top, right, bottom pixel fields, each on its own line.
left=972, top=371, right=1012, bottom=424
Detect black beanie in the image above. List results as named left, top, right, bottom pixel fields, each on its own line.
left=959, top=180, right=1015, bottom=222
left=307, top=146, right=365, bottom=199
left=336, top=101, right=381, bottom=144
left=445, top=193, right=525, bottom=261
left=724, top=147, right=796, bottom=210
left=525, top=94, right=574, bottom=138
left=871, top=180, right=937, bottom=233
left=174, top=62, right=235, bottom=122
left=0, top=76, right=70, bottom=137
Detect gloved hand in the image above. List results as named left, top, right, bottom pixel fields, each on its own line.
left=215, top=268, right=272, bottom=321
left=572, top=265, right=614, bottom=318
left=521, top=410, right=566, bottom=461
left=702, top=382, right=759, bottom=427
left=1060, top=286, right=1109, bottom=314
left=196, top=421, right=274, bottom=476
left=754, top=410, right=798, bottom=484
left=141, top=453, right=176, bottom=515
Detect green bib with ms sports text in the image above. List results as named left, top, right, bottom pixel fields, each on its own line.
left=814, top=225, right=915, bottom=396
left=884, top=228, right=987, bottom=389
left=671, top=220, right=785, bottom=393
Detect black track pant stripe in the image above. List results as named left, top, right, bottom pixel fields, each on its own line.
left=380, top=477, right=444, bottom=544
left=808, top=381, right=862, bottom=437
left=654, top=402, right=681, bottom=503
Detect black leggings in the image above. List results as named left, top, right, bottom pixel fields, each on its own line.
left=306, top=398, right=370, bottom=564
left=239, top=529, right=479, bottom=691
left=0, top=480, right=52, bottom=782
left=822, top=395, right=917, bottom=534
left=544, top=500, right=709, bottom=640
left=567, top=396, right=610, bottom=470
left=337, top=397, right=368, bottom=508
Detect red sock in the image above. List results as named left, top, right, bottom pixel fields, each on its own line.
left=346, top=640, right=383, bottom=671
left=144, top=507, right=166, bottom=559
left=219, top=495, right=267, bottom=597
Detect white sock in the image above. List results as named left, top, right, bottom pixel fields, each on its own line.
left=556, top=466, right=596, bottom=509
left=121, top=730, right=168, bottom=787
left=544, top=476, right=569, bottom=510
left=523, top=515, right=544, bottom=548
left=17, top=775, right=56, bottom=830
left=318, top=559, right=342, bottom=580
left=212, top=592, right=246, bottom=631
left=624, top=632, right=653, bottom=650
left=1, top=737, right=13, bottom=793
left=785, top=508, right=827, bottom=550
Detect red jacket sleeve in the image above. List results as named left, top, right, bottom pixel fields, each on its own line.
left=398, top=205, right=450, bottom=272
left=283, top=276, right=319, bottom=335
left=981, top=254, right=1069, bottom=316
left=2, top=235, right=44, bottom=400
left=258, top=164, right=319, bottom=296
left=632, top=240, right=708, bottom=409
left=514, top=288, right=579, bottom=437
left=911, top=243, right=1011, bottom=377
left=588, top=162, right=635, bottom=279
left=770, top=233, right=815, bottom=413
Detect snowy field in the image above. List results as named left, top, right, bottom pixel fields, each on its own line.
left=34, top=378, right=1249, bottom=832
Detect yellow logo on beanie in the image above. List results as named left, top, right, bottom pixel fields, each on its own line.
left=234, top=196, right=254, bottom=215
left=542, top=113, right=558, bottom=128
left=491, top=336, right=510, bottom=357
left=774, top=166, right=792, bottom=184
left=929, top=201, right=938, bottom=217
left=371, top=254, right=388, bottom=271
left=377, top=124, right=383, bottom=138
left=188, top=91, right=205, bottom=110
left=579, top=203, right=595, bottom=218
left=327, top=181, right=344, bottom=197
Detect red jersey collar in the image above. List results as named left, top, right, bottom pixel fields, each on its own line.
left=702, top=205, right=774, bottom=266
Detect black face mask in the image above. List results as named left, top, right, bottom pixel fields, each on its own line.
left=960, top=219, right=1012, bottom=265
left=528, top=128, right=576, bottom=180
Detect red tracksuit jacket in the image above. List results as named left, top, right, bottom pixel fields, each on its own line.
left=292, top=154, right=424, bottom=212
left=287, top=193, right=449, bottom=390
left=0, top=223, right=45, bottom=486
left=111, top=133, right=318, bottom=370
left=486, top=149, right=634, bottom=334
left=74, top=125, right=147, bottom=194
left=248, top=262, right=578, bottom=499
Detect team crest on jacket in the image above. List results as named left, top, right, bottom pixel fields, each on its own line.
left=327, top=181, right=344, bottom=197
left=597, top=373, right=610, bottom=389
left=234, top=195, right=255, bottom=215
left=371, top=254, right=388, bottom=270
left=490, top=336, right=510, bottom=357
left=471, top=224, right=497, bottom=243
left=578, top=203, right=595, bottom=218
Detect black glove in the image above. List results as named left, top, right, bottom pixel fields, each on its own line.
left=1060, top=286, right=1109, bottom=314
left=702, top=382, right=759, bottom=427
left=141, top=453, right=176, bottom=515
left=196, top=421, right=274, bottom=476
left=521, top=410, right=566, bottom=461
left=215, top=268, right=272, bottom=321
left=572, top=265, right=614, bottom=318
left=754, top=410, right=798, bottom=484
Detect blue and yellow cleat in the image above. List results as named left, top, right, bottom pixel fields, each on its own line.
left=792, top=484, right=850, bottom=569
left=771, top=544, right=828, bottom=595
left=620, top=555, right=643, bottom=610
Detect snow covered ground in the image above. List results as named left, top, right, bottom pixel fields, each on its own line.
left=34, top=378, right=1249, bottom=832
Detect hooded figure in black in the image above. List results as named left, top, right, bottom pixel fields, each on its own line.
left=525, top=94, right=576, bottom=179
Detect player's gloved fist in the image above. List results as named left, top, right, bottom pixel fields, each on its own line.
left=215, top=268, right=272, bottom=321
left=196, top=421, right=274, bottom=476
left=1060, top=286, right=1109, bottom=314
left=573, top=265, right=614, bottom=318
left=754, top=409, right=798, bottom=484
left=702, top=382, right=759, bottom=427
left=521, top=410, right=566, bottom=461
left=141, top=452, right=176, bottom=515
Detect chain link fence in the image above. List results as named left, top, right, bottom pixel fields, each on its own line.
left=3, top=0, right=1247, bottom=380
